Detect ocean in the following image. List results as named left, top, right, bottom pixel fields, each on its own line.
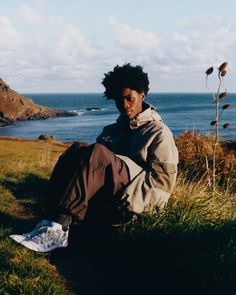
left=0, top=93, right=235, bottom=143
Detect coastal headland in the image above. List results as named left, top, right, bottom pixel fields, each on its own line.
left=0, top=78, right=77, bottom=127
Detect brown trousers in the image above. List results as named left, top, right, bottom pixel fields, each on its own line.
left=45, top=142, right=130, bottom=224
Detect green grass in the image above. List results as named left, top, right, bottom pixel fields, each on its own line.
left=0, top=135, right=236, bottom=295
left=0, top=138, right=68, bottom=294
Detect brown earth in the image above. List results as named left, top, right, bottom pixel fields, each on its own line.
left=0, top=78, right=77, bottom=127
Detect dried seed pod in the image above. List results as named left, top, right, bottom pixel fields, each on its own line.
left=221, top=70, right=227, bottom=77
left=223, top=123, right=230, bottom=129
left=210, top=120, right=217, bottom=126
left=205, top=67, right=214, bottom=75
left=219, top=91, right=227, bottom=100
left=222, top=103, right=232, bottom=110
left=218, top=62, right=227, bottom=72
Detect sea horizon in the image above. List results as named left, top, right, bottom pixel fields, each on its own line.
left=21, top=91, right=236, bottom=95
left=1, top=92, right=235, bottom=143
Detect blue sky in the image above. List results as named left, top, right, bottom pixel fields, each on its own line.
left=0, top=0, right=236, bottom=93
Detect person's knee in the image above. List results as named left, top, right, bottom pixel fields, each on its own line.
left=92, top=143, right=110, bottom=156
left=64, top=142, right=89, bottom=155
left=90, top=143, right=112, bottom=167
left=71, top=141, right=89, bottom=150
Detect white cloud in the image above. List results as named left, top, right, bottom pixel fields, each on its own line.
left=1, top=13, right=236, bottom=93
left=0, top=17, right=24, bottom=49
left=150, top=18, right=236, bottom=92
left=48, top=16, right=65, bottom=26
left=109, top=16, right=159, bottom=51
left=174, top=33, right=189, bottom=42
left=53, top=24, right=104, bottom=67
left=151, top=18, right=236, bottom=73
left=0, top=16, right=108, bottom=92
left=18, top=3, right=42, bottom=24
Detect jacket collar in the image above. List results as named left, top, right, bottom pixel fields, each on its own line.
left=117, top=102, right=162, bottom=130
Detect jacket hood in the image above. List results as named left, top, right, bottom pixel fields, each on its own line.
left=117, top=102, right=163, bottom=130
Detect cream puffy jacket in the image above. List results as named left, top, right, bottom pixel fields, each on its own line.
left=96, top=102, right=178, bottom=214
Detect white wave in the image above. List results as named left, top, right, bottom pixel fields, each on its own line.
left=69, top=110, right=85, bottom=116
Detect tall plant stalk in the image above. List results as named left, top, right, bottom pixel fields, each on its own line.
left=205, top=62, right=230, bottom=194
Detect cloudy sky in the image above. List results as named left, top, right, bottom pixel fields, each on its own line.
left=0, top=0, right=236, bottom=93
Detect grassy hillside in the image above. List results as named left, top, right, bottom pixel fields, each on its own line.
left=0, top=134, right=236, bottom=295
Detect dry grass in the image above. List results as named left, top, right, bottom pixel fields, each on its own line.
left=175, top=131, right=236, bottom=189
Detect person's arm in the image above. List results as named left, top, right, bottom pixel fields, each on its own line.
left=121, top=126, right=178, bottom=214
left=146, top=130, right=178, bottom=194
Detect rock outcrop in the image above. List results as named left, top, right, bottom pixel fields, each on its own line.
left=0, top=78, right=77, bottom=127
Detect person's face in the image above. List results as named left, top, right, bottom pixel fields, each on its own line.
left=115, top=88, right=145, bottom=120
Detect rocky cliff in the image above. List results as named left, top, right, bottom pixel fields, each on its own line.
left=0, top=79, right=77, bottom=127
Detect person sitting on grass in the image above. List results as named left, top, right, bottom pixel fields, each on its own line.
left=10, top=63, right=179, bottom=252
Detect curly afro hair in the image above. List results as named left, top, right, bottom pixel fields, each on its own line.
left=101, top=63, right=149, bottom=99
